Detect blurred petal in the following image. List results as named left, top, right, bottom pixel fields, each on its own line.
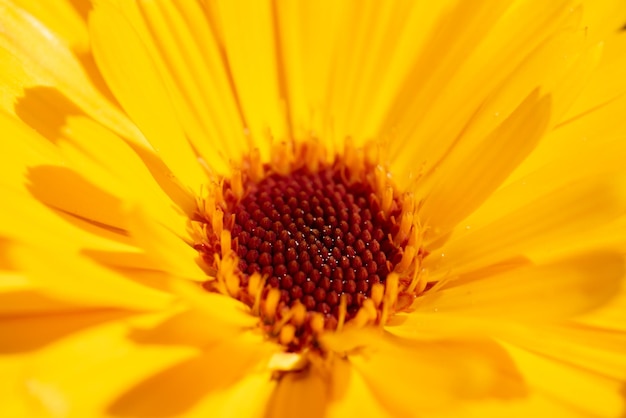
left=266, top=368, right=328, bottom=418
left=108, top=333, right=276, bottom=418
left=350, top=334, right=526, bottom=416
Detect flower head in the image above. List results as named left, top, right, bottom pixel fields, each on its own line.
left=1, top=0, right=626, bottom=417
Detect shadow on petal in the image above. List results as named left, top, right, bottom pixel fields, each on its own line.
left=81, top=249, right=153, bottom=271
left=0, top=308, right=132, bottom=353
left=0, top=290, right=88, bottom=317
left=17, top=87, right=195, bottom=216
left=68, top=0, right=91, bottom=20
left=0, top=236, right=15, bottom=269
left=15, top=87, right=85, bottom=144
left=74, top=50, right=120, bottom=107
left=26, top=165, right=128, bottom=232
left=80, top=250, right=176, bottom=295
left=107, top=337, right=270, bottom=418
left=123, top=139, right=197, bottom=216
left=126, top=310, right=237, bottom=348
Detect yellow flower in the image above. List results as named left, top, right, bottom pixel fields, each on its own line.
left=1, top=0, right=626, bottom=417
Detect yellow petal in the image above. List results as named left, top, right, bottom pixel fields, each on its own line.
left=436, top=389, right=606, bottom=418
left=26, top=165, right=128, bottom=232
left=0, top=285, right=95, bottom=317
left=170, top=280, right=259, bottom=331
left=286, top=1, right=453, bottom=147
left=10, top=312, right=198, bottom=417
left=11, top=90, right=196, bottom=218
left=0, top=309, right=132, bottom=354
left=128, top=308, right=243, bottom=349
left=7, top=243, right=173, bottom=312
left=326, top=358, right=393, bottom=418
left=112, top=0, right=252, bottom=174
left=0, top=108, right=192, bottom=248
left=272, top=0, right=347, bottom=144
left=501, top=342, right=625, bottom=417
left=349, top=333, right=526, bottom=416
left=415, top=252, right=623, bottom=322
left=0, top=187, right=134, bottom=257
left=419, top=90, right=550, bottom=236
left=209, top=0, right=289, bottom=147
left=561, top=31, right=626, bottom=124
left=386, top=0, right=578, bottom=185
left=125, top=205, right=206, bottom=281
left=0, top=355, right=37, bottom=416
left=426, top=176, right=626, bottom=275
left=459, top=138, right=626, bottom=251
left=577, top=278, right=626, bottom=330
left=89, top=0, right=206, bottom=192
left=107, top=332, right=276, bottom=418
left=10, top=0, right=90, bottom=52
left=188, top=371, right=276, bottom=418
left=500, top=322, right=626, bottom=381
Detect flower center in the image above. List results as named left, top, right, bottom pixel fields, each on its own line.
left=230, top=166, right=402, bottom=321
left=194, top=143, right=424, bottom=351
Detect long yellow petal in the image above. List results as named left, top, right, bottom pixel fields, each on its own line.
left=415, top=252, right=623, bottom=322
left=426, top=176, right=626, bottom=275
left=209, top=0, right=289, bottom=149
left=419, top=90, right=550, bottom=237
left=89, top=0, right=206, bottom=192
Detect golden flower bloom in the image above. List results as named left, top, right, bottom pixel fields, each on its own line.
left=1, top=0, right=626, bottom=417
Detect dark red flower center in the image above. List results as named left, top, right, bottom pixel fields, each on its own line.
left=227, top=166, right=402, bottom=320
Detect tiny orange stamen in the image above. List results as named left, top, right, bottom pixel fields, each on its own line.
left=351, top=308, right=370, bottom=328
left=310, top=313, right=325, bottom=334
left=362, top=299, right=377, bottom=321
left=371, top=283, right=385, bottom=308
left=225, top=270, right=240, bottom=298
left=374, top=165, right=386, bottom=197
left=395, top=212, right=413, bottom=245
left=264, top=288, right=281, bottom=321
left=249, top=148, right=264, bottom=182
left=249, top=272, right=265, bottom=314
left=396, top=245, right=417, bottom=273
left=291, top=302, right=306, bottom=326
left=279, top=324, right=296, bottom=345
left=248, top=272, right=262, bottom=298
left=385, top=272, right=399, bottom=306
left=382, top=186, right=394, bottom=214
left=212, top=208, right=223, bottom=238
left=336, top=294, right=347, bottom=332
left=231, top=168, right=244, bottom=201
left=220, top=229, right=232, bottom=259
